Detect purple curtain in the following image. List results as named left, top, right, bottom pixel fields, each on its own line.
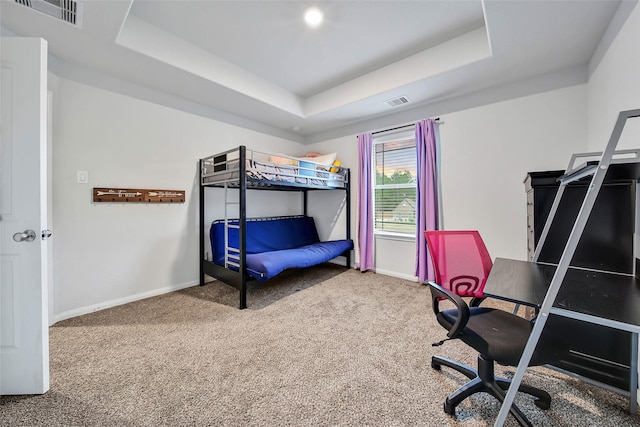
left=357, top=133, right=374, bottom=272
left=415, top=119, right=439, bottom=282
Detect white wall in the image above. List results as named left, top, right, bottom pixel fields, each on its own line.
left=51, top=78, right=304, bottom=320
left=303, top=136, right=358, bottom=265
left=308, top=85, right=588, bottom=279
left=588, top=3, right=640, bottom=152
left=439, top=85, right=587, bottom=260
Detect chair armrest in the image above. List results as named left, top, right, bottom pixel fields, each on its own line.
left=426, top=281, right=470, bottom=339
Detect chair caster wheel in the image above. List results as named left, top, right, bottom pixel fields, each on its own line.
left=431, top=360, right=442, bottom=370
left=444, top=400, right=456, bottom=415
left=534, top=398, right=551, bottom=410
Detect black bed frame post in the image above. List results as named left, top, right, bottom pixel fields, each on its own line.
left=303, top=190, right=308, bottom=217
left=239, top=146, right=248, bottom=309
left=345, top=168, right=352, bottom=268
left=199, top=159, right=206, bottom=286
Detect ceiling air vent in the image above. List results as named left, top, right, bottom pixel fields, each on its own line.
left=15, top=0, right=82, bottom=26
left=385, top=96, right=410, bottom=108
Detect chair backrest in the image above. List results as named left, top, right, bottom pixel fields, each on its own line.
left=424, top=230, right=493, bottom=299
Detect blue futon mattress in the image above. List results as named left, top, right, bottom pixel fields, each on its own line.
left=210, top=216, right=353, bottom=281
left=244, top=240, right=353, bottom=280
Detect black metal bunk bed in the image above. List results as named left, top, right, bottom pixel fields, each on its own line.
left=199, top=145, right=352, bottom=309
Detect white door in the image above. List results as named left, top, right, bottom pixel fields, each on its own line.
left=0, top=37, right=50, bottom=395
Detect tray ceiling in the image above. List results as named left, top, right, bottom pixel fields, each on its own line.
left=1, top=0, right=631, bottom=142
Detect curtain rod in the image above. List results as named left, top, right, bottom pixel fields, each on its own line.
left=371, top=118, right=441, bottom=135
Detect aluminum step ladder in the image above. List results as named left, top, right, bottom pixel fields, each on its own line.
left=495, top=109, right=640, bottom=426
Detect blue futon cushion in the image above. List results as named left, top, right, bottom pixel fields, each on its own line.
left=210, top=216, right=353, bottom=281
left=246, top=240, right=353, bottom=280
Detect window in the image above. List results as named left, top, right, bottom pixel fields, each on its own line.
left=373, top=131, right=416, bottom=235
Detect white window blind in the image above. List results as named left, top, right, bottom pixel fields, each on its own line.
left=373, top=134, right=416, bottom=234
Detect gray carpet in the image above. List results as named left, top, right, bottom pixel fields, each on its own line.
left=1, top=264, right=638, bottom=426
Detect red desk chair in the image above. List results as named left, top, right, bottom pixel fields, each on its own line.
left=424, top=230, right=557, bottom=426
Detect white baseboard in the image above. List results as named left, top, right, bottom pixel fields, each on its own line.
left=53, top=280, right=197, bottom=324
left=373, top=268, right=419, bottom=282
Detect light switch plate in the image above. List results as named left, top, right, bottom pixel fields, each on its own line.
left=77, top=170, right=88, bottom=184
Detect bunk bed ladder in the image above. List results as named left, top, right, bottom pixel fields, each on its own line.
left=218, top=145, right=247, bottom=309
left=223, top=182, right=240, bottom=270
left=495, top=109, right=640, bottom=426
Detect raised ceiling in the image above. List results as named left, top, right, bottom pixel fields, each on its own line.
left=1, top=1, right=634, bottom=143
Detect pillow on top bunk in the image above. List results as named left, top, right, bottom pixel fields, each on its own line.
left=298, top=152, right=337, bottom=167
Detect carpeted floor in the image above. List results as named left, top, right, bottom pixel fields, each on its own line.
left=1, top=264, right=638, bottom=426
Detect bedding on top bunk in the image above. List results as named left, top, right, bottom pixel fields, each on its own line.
left=248, top=160, right=344, bottom=186
left=202, top=149, right=347, bottom=187
left=210, top=216, right=353, bottom=281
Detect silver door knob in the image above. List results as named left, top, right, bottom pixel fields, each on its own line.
left=13, top=230, right=36, bottom=242
left=42, top=230, right=52, bottom=240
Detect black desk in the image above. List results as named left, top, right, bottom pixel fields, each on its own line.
left=484, top=257, right=640, bottom=413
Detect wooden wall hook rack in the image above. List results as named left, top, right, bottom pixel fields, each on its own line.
left=93, top=188, right=185, bottom=203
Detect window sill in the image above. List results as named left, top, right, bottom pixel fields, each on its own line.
left=374, top=231, right=415, bottom=242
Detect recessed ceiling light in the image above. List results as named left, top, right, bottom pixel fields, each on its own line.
left=304, top=7, right=323, bottom=28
